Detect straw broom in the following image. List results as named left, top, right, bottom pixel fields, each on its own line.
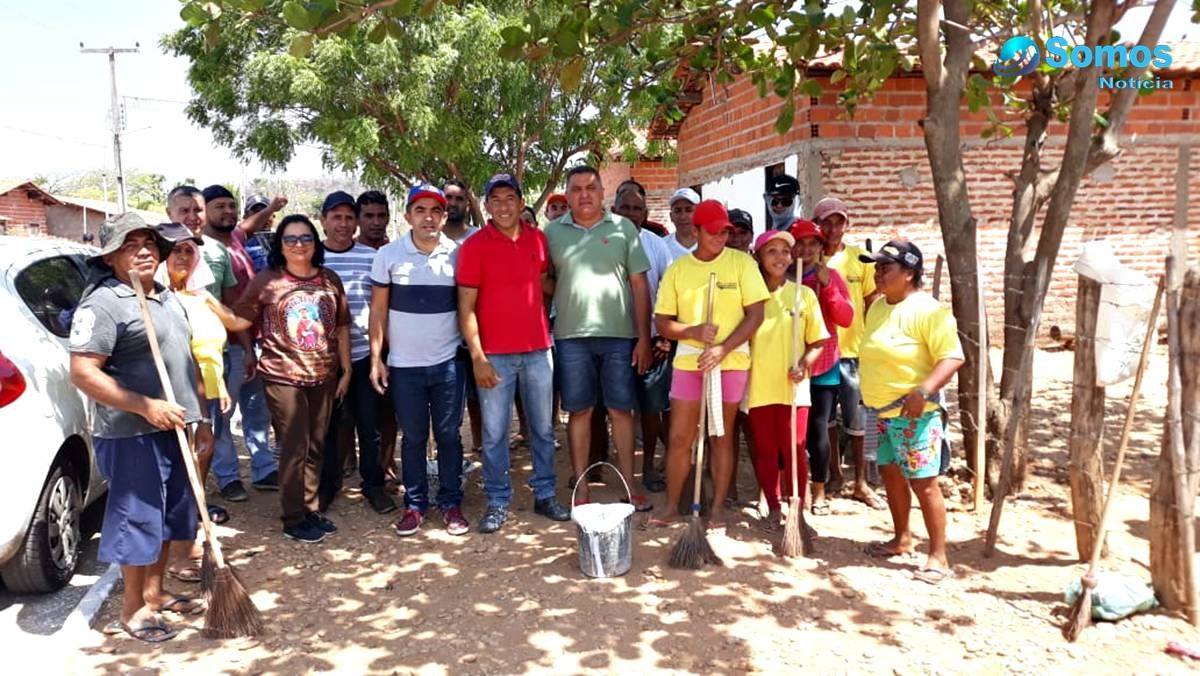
left=130, top=270, right=263, bottom=639
left=669, top=273, right=722, bottom=569
left=1063, top=275, right=1164, bottom=641
left=781, top=290, right=812, bottom=557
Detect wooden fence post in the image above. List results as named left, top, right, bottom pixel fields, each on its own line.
left=1068, top=274, right=1106, bottom=562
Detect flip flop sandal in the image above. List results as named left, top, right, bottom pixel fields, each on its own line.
left=643, top=515, right=677, bottom=529
left=811, top=502, right=831, bottom=516
left=864, top=542, right=915, bottom=559
left=160, top=596, right=205, bottom=616
left=101, top=620, right=124, bottom=636
left=625, top=495, right=654, bottom=513
left=123, top=621, right=178, bottom=643
left=913, top=567, right=955, bottom=585
left=852, top=491, right=885, bottom=510
left=167, top=562, right=203, bottom=583
left=207, top=504, right=230, bottom=524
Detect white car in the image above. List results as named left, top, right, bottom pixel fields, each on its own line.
left=0, top=236, right=106, bottom=592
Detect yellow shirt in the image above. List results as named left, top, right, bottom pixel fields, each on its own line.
left=176, top=292, right=228, bottom=401
left=825, top=243, right=876, bottom=357
left=655, top=248, right=770, bottom=371
left=747, top=281, right=829, bottom=409
left=859, top=291, right=964, bottom=418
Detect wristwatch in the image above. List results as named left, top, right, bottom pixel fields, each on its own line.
left=197, top=417, right=213, bottom=427
left=916, top=386, right=936, bottom=402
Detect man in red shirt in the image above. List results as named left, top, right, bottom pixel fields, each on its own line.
left=457, top=173, right=570, bottom=534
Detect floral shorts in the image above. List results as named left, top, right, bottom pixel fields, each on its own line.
left=876, top=410, right=943, bottom=480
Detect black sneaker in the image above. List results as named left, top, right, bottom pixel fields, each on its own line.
left=283, top=520, right=326, bottom=544
left=478, top=506, right=507, bottom=534
left=307, top=511, right=337, bottom=534
left=363, top=486, right=398, bottom=514
left=251, top=471, right=279, bottom=491
left=220, top=480, right=248, bottom=502
left=534, top=497, right=570, bottom=522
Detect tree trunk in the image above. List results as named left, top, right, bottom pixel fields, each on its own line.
left=916, top=0, right=987, bottom=476
left=1068, top=275, right=1106, bottom=561
left=1151, top=268, right=1200, bottom=617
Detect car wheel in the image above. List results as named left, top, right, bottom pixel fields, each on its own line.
left=0, top=462, right=83, bottom=593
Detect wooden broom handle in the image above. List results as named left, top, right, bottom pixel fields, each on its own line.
left=789, top=288, right=802, bottom=498
left=129, top=270, right=227, bottom=568
left=1086, top=274, right=1165, bottom=572
left=691, top=273, right=718, bottom=510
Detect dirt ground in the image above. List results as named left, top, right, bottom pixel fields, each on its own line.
left=64, top=347, right=1200, bottom=674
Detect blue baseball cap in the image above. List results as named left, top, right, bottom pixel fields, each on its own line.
left=406, top=184, right=447, bottom=208
left=483, top=172, right=522, bottom=199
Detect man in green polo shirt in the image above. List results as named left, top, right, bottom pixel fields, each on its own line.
left=544, top=166, right=654, bottom=509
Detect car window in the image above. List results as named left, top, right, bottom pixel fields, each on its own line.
left=15, top=256, right=87, bottom=338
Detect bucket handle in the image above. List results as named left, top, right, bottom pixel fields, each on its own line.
left=571, top=461, right=634, bottom=507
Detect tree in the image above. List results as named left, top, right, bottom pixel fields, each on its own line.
left=166, top=0, right=662, bottom=216
left=184, top=0, right=1187, bottom=527
left=52, top=169, right=167, bottom=211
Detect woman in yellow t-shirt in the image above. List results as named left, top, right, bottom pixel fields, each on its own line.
left=156, top=224, right=254, bottom=532
left=858, top=239, right=964, bottom=585
left=649, top=201, right=769, bottom=529
left=746, top=230, right=828, bottom=530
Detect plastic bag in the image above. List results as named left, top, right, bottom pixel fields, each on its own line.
left=1063, top=572, right=1159, bottom=621
left=1073, top=240, right=1157, bottom=386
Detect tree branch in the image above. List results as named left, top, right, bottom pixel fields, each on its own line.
left=917, top=0, right=943, bottom=89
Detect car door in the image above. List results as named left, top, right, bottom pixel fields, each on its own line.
left=7, top=252, right=101, bottom=501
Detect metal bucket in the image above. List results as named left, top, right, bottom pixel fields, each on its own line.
left=571, top=462, right=635, bottom=578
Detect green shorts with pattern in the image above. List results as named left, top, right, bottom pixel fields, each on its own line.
left=875, top=410, right=943, bottom=480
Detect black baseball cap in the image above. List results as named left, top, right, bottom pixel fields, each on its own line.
left=766, top=174, right=799, bottom=196
left=859, top=239, right=923, bottom=269
left=321, top=190, right=357, bottom=216
left=728, top=209, right=753, bottom=230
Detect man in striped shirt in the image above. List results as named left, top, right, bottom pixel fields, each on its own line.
left=369, top=185, right=469, bottom=537
left=319, top=191, right=397, bottom=515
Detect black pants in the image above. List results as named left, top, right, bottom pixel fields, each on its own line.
left=808, top=384, right=839, bottom=483
left=320, top=357, right=388, bottom=503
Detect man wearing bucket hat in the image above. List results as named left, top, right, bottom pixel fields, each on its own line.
left=458, top=173, right=571, bottom=534
left=69, top=213, right=209, bottom=642
left=813, top=196, right=883, bottom=509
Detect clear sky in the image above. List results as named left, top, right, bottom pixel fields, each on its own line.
left=0, top=1, right=1193, bottom=191
left=0, top=0, right=329, bottom=188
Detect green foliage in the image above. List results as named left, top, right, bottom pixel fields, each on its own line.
left=56, top=170, right=166, bottom=211
left=167, top=0, right=660, bottom=201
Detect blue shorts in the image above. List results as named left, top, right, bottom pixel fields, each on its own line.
left=556, top=337, right=638, bottom=412
left=95, top=431, right=198, bottom=566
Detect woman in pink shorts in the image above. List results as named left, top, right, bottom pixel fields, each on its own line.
left=648, top=200, right=769, bottom=529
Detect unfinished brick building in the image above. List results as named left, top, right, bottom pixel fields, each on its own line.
left=603, top=43, right=1200, bottom=342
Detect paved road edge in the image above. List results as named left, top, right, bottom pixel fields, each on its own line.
left=60, top=563, right=119, bottom=637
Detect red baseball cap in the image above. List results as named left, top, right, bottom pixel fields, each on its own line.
left=546, top=193, right=568, bottom=206
left=693, top=200, right=733, bottom=235
left=789, top=219, right=824, bottom=242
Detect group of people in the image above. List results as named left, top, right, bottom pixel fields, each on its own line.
left=67, top=166, right=965, bottom=643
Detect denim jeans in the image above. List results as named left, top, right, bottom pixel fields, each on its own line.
left=320, top=357, right=388, bottom=498
left=212, top=343, right=277, bottom=488
left=388, top=358, right=464, bottom=512
left=476, top=349, right=557, bottom=508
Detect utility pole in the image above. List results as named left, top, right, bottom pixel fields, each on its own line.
left=80, top=43, right=139, bottom=213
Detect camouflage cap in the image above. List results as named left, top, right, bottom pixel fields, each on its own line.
left=89, top=213, right=172, bottom=264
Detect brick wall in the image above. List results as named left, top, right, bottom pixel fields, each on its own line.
left=0, top=188, right=50, bottom=237
left=631, top=71, right=1200, bottom=344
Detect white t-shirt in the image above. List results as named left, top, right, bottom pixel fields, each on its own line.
left=639, top=228, right=673, bottom=335
left=664, top=232, right=697, bottom=261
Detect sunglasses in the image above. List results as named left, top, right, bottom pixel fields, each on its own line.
left=770, top=196, right=794, bottom=208
left=282, top=234, right=316, bottom=246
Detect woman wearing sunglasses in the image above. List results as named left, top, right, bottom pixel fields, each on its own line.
left=235, top=215, right=352, bottom=544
